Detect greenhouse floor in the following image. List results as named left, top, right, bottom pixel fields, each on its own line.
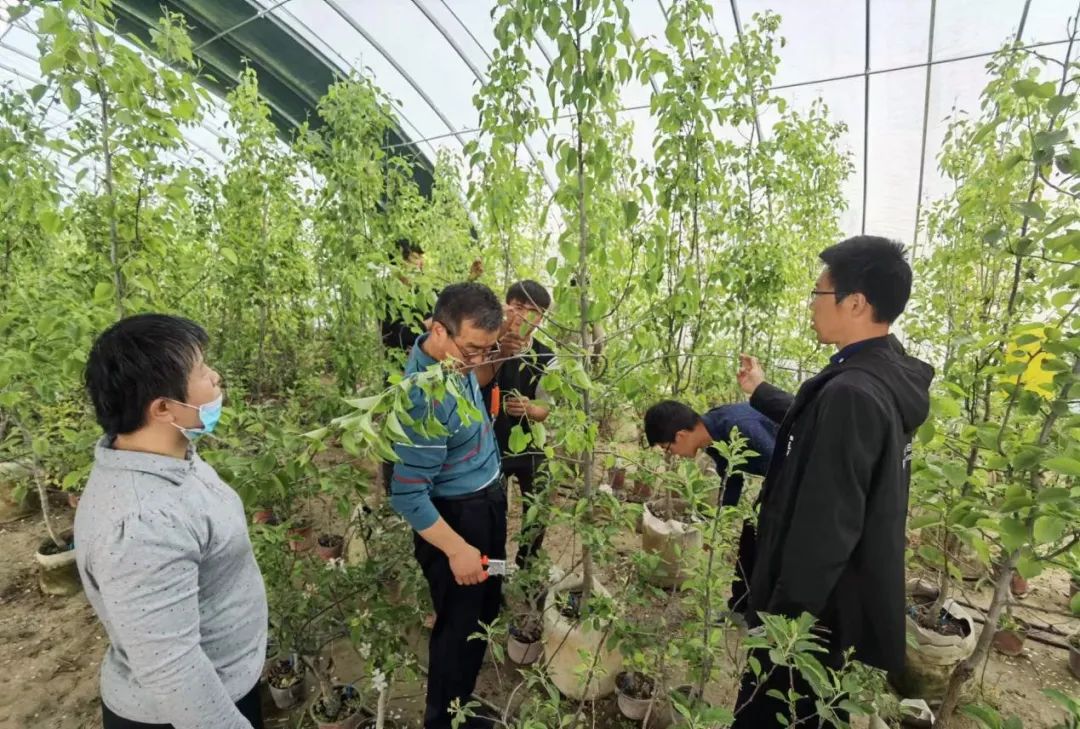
left=0, top=492, right=1076, bottom=729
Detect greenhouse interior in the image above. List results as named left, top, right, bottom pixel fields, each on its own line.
left=1, top=0, right=1080, bottom=727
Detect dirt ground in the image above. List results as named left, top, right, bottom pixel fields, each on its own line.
left=1, top=487, right=1078, bottom=729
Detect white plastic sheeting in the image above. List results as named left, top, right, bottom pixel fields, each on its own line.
left=2, top=0, right=1077, bottom=247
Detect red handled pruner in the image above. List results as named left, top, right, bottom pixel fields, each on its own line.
left=481, top=555, right=512, bottom=576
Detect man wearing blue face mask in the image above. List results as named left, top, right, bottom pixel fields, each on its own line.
left=77, top=314, right=268, bottom=729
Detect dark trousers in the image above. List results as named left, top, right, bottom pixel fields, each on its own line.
left=382, top=459, right=395, bottom=497
left=728, top=520, right=756, bottom=614
left=101, top=684, right=262, bottom=729
left=503, top=459, right=547, bottom=571
left=415, top=484, right=507, bottom=729
left=731, top=648, right=848, bottom=728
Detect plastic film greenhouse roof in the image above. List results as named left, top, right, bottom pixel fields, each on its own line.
left=2, top=0, right=1078, bottom=250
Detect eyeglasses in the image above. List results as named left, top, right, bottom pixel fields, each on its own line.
left=451, top=335, right=501, bottom=363
left=810, top=290, right=838, bottom=297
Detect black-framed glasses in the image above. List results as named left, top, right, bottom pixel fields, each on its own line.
left=810, top=289, right=838, bottom=297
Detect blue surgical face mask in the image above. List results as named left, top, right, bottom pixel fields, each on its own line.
left=170, top=394, right=223, bottom=440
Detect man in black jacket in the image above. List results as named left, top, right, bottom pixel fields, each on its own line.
left=731, top=236, right=934, bottom=728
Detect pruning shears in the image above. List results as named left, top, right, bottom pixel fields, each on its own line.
left=481, top=555, right=512, bottom=577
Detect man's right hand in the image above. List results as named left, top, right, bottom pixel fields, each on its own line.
left=447, top=543, right=487, bottom=586
left=737, top=354, right=766, bottom=396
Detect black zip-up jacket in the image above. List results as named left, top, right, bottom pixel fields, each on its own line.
left=747, top=335, right=933, bottom=673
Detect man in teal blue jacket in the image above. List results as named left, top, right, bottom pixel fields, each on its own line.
left=389, top=282, right=505, bottom=729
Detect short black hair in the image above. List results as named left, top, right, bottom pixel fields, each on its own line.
left=644, top=400, right=700, bottom=447
left=433, top=282, right=503, bottom=333
left=506, top=280, right=551, bottom=310
left=819, top=236, right=912, bottom=324
left=85, top=314, right=209, bottom=436
left=396, top=238, right=423, bottom=260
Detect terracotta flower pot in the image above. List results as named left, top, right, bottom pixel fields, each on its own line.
left=289, top=524, right=314, bottom=553
left=992, top=628, right=1025, bottom=657
left=252, top=509, right=277, bottom=525
left=66, top=491, right=81, bottom=509
left=609, top=467, right=626, bottom=491
left=316, top=534, right=344, bottom=561
left=1010, top=571, right=1029, bottom=598
left=628, top=478, right=652, bottom=503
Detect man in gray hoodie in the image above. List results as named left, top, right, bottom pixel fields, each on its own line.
left=77, top=314, right=267, bottom=729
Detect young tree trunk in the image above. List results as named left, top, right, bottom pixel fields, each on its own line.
left=935, top=552, right=1016, bottom=726
left=375, top=685, right=388, bottom=729
left=574, top=11, right=595, bottom=608
left=83, top=12, right=124, bottom=319
left=14, top=417, right=64, bottom=549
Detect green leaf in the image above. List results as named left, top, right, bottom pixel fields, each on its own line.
left=917, top=420, right=935, bottom=445
left=1048, top=93, right=1075, bottom=116
left=1013, top=79, right=1056, bottom=98
left=220, top=247, right=238, bottom=265
left=1037, top=487, right=1073, bottom=504
left=344, top=395, right=382, bottom=411
left=60, top=85, right=80, bottom=112
left=1051, top=289, right=1074, bottom=308
left=508, top=424, right=530, bottom=454
left=39, top=7, right=66, bottom=34
left=931, top=393, right=961, bottom=419
left=1016, top=551, right=1043, bottom=579
left=385, top=411, right=410, bottom=443
left=1045, top=456, right=1080, bottom=477
left=909, top=513, right=940, bottom=530
left=37, top=209, right=61, bottom=234
left=997, top=517, right=1028, bottom=552
left=1034, top=129, right=1069, bottom=150
left=1012, top=201, right=1045, bottom=220
left=93, top=281, right=115, bottom=304
left=664, top=23, right=685, bottom=49
left=1033, top=515, right=1066, bottom=545
left=961, top=702, right=1002, bottom=728
left=1070, top=591, right=1080, bottom=617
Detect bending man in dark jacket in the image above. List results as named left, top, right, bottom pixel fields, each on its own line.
left=731, top=236, right=934, bottom=728
left=643, top=400, right=778, bottom=618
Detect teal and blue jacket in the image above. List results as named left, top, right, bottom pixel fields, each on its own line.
left=389, top=334, right=501, bottom=531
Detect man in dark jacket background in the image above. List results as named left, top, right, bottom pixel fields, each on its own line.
left=731, top=236, right=934, bottom=728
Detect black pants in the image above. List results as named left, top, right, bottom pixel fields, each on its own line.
left=503, top=459, right=547, bottom=571
left=731, top=648, right=848, bottom=728
left=101, top=683, right=262, bottom=729
left=382, top=459, right=395, bottom=497
left=415, top=483, right=507, bottom=729
left=728, top=520, right=756, bottom=614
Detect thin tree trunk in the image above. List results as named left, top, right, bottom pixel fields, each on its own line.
left=84, top=11, right=123, bottom=318
left=574, top=6, right=595, bottom=608
left=375, top=685, right=388, bottom=729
